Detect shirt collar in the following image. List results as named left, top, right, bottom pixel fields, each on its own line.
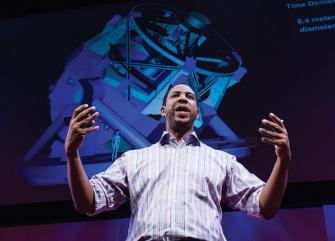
left=159, top=131, right=200, bottom=147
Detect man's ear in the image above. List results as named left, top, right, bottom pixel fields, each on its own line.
left=160, top=106, right=166, bottom=118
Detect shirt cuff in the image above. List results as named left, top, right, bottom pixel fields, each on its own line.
left=86, top=178, right=108, bottom=216
left=245, top=186, right=266, bottom=220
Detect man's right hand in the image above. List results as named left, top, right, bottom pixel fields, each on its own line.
left=65, top=104, right=100, bottom=156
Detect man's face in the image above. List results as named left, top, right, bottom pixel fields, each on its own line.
left=161, top=84, right=199, bottom=130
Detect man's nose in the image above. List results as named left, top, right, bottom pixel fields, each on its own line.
left=177, top=94, right=188, bottom=103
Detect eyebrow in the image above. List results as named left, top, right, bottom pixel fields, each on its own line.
left=169, top=91, right=195, bottom=96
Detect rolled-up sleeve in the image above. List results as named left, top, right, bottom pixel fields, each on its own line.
left=87, top=153, right=129, bottom=216
left=222, top=155, right=265, bottom=219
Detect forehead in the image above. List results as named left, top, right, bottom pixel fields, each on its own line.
left=168, top=84, right=195, bottom=95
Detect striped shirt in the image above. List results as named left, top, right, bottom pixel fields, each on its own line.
left=89, top=132, right=265, bottom=241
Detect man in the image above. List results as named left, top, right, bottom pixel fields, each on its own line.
left=65, top=84, right=291, bottom=241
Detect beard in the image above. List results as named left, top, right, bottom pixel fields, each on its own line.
left=169, top=112, right=196, bottom=132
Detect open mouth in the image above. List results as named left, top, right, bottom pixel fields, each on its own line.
left=174, top=105, right=190, bottom=113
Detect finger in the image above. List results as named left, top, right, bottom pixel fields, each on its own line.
left=72, top=104, right=89, bottom=118
left=75, top=106, right=97, bottom=122
left=261, top=137, right=280, bottom=146
left=259, top=128, right=284, bottom=139
left=81, top=125, right=99, bottom=135
left=77, top=111, right=100, bottom=128
left=269, top=112, right=285, bottom=128
left=261, top=119, right=287, bottom=135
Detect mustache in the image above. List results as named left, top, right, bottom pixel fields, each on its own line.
left=174, top=104, right=191, bottom=112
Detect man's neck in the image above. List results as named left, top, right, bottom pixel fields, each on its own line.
left=166, top=126, right=194, bottom=143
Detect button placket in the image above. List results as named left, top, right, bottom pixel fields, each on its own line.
left=174, top=147, right=180, bottom=228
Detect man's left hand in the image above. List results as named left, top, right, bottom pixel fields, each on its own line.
left=259, top=113, right=291, bottom=164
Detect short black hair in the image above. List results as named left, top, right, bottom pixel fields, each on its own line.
left=162, top=85, right=173, bottom=107
left=161, top=84, right=198, bottom=107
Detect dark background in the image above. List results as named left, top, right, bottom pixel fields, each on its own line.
left=1, top=0, right=335, bottom=206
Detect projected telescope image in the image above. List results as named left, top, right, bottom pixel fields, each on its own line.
left=22, top=3, right=252, bottom=185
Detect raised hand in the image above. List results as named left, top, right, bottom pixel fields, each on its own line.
left=259, top=113, right=291, bottom=164
left=65, top=104, right=100, bottom=155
